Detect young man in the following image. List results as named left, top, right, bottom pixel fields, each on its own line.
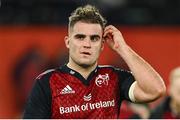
left=150, top=67, right=180, bottom=119
left=23, top=5, right=166, bottom=118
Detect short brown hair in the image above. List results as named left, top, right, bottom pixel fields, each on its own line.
left=68, top=5, right=107, bottom=32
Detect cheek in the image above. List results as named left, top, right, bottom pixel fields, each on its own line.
left=98, top=45, right=103, bottom=53
left=95, top=43, right=103, bottom=51
left=94, top=46, right=102, bottom=54
left=69, top=42, right=79, bottom=52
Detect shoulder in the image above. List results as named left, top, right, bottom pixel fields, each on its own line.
left=35, top=69, right=57, bottom=84
left=98, top=65, right=132, bottom=74
left=98, top=65, right=118, bottom=71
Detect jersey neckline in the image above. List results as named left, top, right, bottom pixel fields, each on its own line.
left=58, top=64, right=99, bottom=86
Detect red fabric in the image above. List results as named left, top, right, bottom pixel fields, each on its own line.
left=50, top=69, right=121, bottom=118
left=119, top=102, right=134, bottom=119
left=162, top=112, right=180, bottom=119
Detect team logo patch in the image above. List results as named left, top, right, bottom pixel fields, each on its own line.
left=95, top=73, right=109, bottom=87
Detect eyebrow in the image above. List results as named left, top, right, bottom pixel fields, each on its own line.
left=74, top=34, right=86, bottom=38
left=74, top=34, right=101, bottom=39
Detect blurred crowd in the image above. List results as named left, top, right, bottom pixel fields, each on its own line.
left=0, top=0, right=180, bottom=25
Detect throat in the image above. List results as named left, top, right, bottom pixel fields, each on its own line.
left=80, top=71, right=91, bottom=80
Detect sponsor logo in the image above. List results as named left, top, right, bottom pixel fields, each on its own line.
left=95, top=73, right=109, bottom=87
left=59, top=99, right=115, bottom=114
left=60, top=85, right=75, bottom=94
left=83, top=93, right=92, bottom=101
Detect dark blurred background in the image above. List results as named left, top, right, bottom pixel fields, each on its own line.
left=1, top=0, right=180, bottom=25
left=0, top=0, right=180, bottom=118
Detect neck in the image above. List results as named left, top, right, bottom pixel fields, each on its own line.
left=67, top=60, right=97, bottom=79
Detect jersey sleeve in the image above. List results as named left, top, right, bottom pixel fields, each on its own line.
left=23, top=72, right=52, bottom=119
left=116, top=68, right=135, bottom=101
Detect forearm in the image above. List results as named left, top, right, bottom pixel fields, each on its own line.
left=103, top=25, right=166, bottom=101
left=117, top=44, right=166, bottom=102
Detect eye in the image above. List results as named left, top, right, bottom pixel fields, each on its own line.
left=91, top=36, right=100, bottom=42
left=78, top=36, right=84, bottom=40
left=75, top=34, right=85, bottom=41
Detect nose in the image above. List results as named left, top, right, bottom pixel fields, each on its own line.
left=83, top=37, right=91, bottom=48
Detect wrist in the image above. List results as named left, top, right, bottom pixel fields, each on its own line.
left=116, top=43, right=130, bottom=55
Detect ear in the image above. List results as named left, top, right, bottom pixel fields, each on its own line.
left=101, top=38, right=105, bottom=51
left=64, top=36, right=70, bottom=48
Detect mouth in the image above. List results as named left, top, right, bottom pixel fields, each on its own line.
left=81, top=52, right=91, bottom=55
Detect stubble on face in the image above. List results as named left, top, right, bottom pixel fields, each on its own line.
left=70, top=55, right=97, bottom=68
left=68, top=22, right=103, bottom=69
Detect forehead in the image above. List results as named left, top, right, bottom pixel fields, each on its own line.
left=71, top=22, right=103, bottom=35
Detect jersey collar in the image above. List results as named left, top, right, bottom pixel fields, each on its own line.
left=58, top=64, right=98, bottom=86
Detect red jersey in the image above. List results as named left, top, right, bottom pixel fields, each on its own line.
left=23, top=65, right=135, bottom=118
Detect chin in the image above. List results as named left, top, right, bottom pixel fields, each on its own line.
left=78, top=61, right=96, bottom=68
left=71, top=56, right=97, bottom=68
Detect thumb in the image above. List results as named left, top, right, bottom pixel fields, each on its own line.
left=114, top=41, right=119, bottom=49
left=106, top=38, right=114, bottom=48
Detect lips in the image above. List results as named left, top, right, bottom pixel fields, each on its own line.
left=81, top=52, right=91, bottom=55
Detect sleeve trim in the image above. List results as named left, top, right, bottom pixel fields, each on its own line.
left=129, top=81, right=137, bottom=102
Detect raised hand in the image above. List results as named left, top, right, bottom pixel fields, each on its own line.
left=103, top=25, right=127, bottom=52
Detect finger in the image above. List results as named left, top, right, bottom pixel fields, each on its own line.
left=103, top=26, right=116, bottom=37
left=104, top=26, right=121, bottom=37
left=104, top=25, right=119, bottom=32
left=104, top=26, right=113, bottom=34
left=104, top=34, right=113, bottom=41
left=106, top=36, right=114, bottom=47
left=103, top=29, right=113, bottom=37
left=114, top=42, right=119, bottom=49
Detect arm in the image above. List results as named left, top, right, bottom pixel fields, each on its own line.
left=23, top=75, right=52, bottom=118
left=104, top=25, right=166, bottom=103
